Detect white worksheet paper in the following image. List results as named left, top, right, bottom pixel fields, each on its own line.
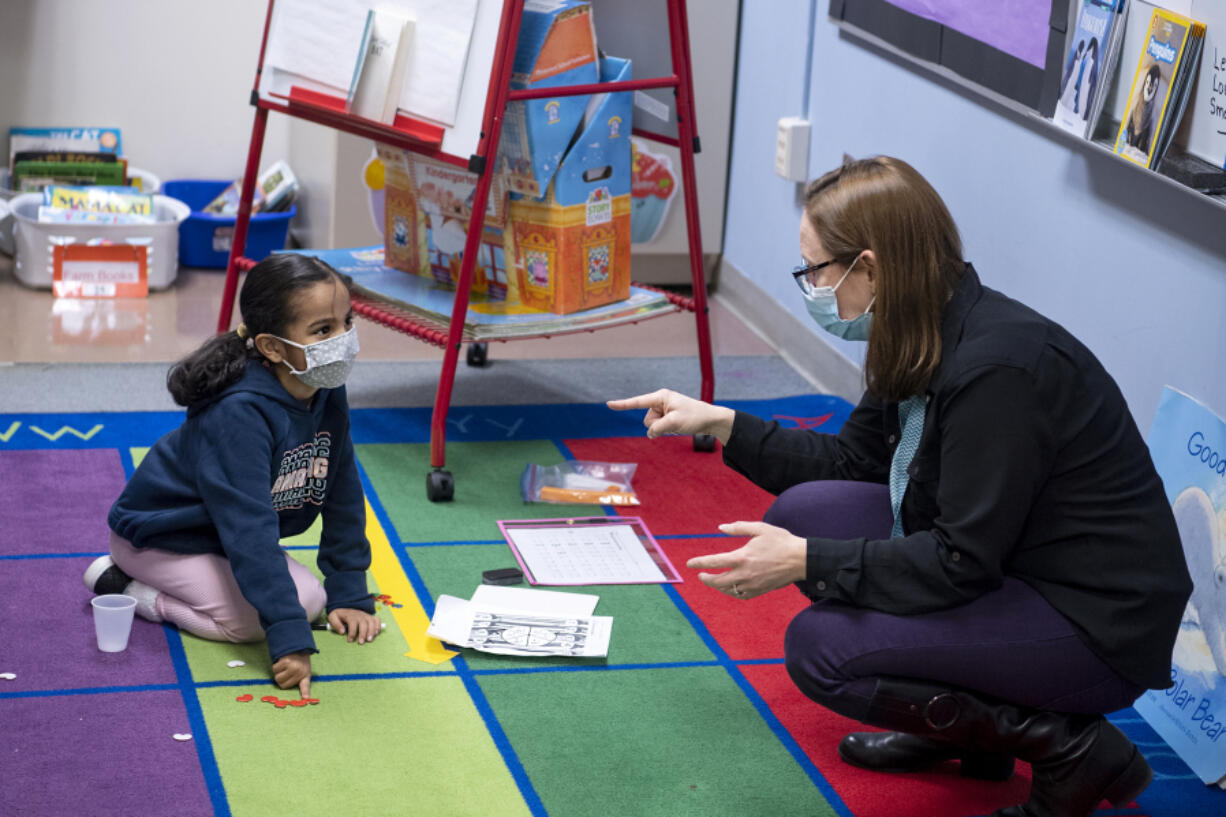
left=263, top=0, right=478, bottom=126
left=506, top=524, right=667, bottom=585
left=427, top=587, right=610, bottom=657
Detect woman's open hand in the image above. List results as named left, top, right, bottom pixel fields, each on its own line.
left=607, top=389, right=735, bottom=443
left=686, top=521, right=807, bottom=600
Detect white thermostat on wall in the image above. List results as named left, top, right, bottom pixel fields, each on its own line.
left=775, top=117, right=811, bottom=182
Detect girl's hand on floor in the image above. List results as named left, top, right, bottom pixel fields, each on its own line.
left=328, top=608, right=382, bottom=644
left=272, top=651, right=312, bottom=698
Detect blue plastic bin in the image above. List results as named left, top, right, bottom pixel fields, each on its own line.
left=162, top=179, right=294, bottom=268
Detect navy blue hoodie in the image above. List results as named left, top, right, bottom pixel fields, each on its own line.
left=108, top=362, right=374, bottom=661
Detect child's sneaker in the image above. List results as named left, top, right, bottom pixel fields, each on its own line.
left=83, top=555, right=133, bottom=596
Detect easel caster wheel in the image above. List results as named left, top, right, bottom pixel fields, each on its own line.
left=466, top=343, right=489, bottom=367
left=426, top=470, right=455, bottom=502
left=693, top=434, right=716, bottom=452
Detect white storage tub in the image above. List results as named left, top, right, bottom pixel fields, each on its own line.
left=11, top=192, right=189, bottom=290
left=0, top=195, right=12, bottom=256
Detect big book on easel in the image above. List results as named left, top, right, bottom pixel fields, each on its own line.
left=1134, top=386, right=1226, bottom=787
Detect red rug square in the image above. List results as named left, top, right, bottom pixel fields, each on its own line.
left=663, top=536, right=811, bottom=661
left=563, top=436, right=775, bottom=535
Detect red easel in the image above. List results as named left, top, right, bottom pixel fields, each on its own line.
left=217, top=0, right=715, bottom=500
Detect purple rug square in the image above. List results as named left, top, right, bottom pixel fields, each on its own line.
left=0, top=449, right=126, bottom=555
left=0, top=556, right=176, bottom=691
left=0, top=690, right=214, bottom=817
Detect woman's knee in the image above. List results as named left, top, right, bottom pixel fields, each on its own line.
left=764, top=480, right=891, bottom=540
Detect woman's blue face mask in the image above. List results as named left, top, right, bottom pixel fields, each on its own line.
left=801, top=256, right=874, bottom=341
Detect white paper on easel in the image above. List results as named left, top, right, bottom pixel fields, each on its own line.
left=263, top=0, right=478, bottom=127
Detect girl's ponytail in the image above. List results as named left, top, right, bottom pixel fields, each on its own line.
left=166, top=329, right=252, bottom=407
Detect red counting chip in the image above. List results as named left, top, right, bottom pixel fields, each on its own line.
left=260, top=695, right=278, bottom=703
left=274, top=701, right=288, bottom=709
left=235, top=694, right=254, bottom=702
left=289, top=699, right=308, bottom=707
left=305, top=698, right=320, bottom=705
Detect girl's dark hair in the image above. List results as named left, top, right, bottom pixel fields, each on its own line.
left=166, top=254, right=348, bottom=407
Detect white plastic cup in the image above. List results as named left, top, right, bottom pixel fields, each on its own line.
left=91, top=594, right=137, bottom=652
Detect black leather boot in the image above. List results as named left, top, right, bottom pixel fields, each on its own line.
left=838, top=731, right=1015, bottom=780
left=861, top=677, right=1152, bottom=817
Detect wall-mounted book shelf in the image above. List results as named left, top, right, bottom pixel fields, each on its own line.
left=833, top=18, right=1226, bottom=215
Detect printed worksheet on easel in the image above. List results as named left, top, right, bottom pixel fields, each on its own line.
left=499, top=518, right=683, bottom=585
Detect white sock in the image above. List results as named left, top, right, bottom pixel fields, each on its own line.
left=123, top=580, right=162, bottom=622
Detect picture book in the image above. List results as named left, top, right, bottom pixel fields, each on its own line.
left=205, top=161, right=298, bottom=216
left=13, top=160, right=126, bottom=192
left=42, top=185, right=155, bottom=218
left=1133, top=386, right=1226, bottom=787
left=1053, top=0, right=1130, bottom=139
left=346, top=6, right=416, bottom=125
left=1114, top=8, right=1206, bottom=168
left=8, top=127, right=122, bottom=167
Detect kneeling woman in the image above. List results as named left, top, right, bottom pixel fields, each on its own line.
left=610, top=156, right=1191, bottom=817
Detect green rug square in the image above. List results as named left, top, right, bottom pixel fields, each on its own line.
left=182, top=549, right=435, bottom=683
left=199, top=676, right=531, bottom=817
left=476, top=666, right=834, bottom=817
left=409, top=544, right=714, bottom=669
left=357, top=441, right=601, bottom=543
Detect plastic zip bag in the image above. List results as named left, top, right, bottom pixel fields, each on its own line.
left=521, top=461, right=640, bottom=505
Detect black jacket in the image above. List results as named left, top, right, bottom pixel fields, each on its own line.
left=723, top=265, right=1191, bottom=689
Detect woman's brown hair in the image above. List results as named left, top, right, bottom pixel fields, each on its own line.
left=804, top=156, right=964, bottom=401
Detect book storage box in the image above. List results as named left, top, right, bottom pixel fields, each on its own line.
left=379, top=144, right=515, bottom=301
left=507, top=56, right=632, bottom=315
left=162, top=180, right=294, bottom=269
left=497, top=0, right=600, bottom=198
left=9, top=192, right=189, bottom=290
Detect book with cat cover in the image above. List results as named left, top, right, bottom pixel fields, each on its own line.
left=1113, top=7, right=1206, bottom=169
left=1053, top=0, right=1130, bottom=139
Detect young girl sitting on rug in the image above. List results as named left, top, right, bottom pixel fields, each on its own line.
left=84, top=253, right=381, bottom=699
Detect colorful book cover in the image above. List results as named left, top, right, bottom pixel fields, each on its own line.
left=8, top=127, right=122, bottom=166
left=42, top=185, right=154, bottom=217
left=1133, top=386, right=1226, bottom=785
left=1114, top=9, right=1195, bottom=167
left=13, top=161, right=126, bottom=192
left=1053, top=0, right=1126, bottom=138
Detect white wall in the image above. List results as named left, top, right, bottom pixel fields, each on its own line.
left=0, top=0, right=289, bottom=182
left=723, top=2, right=1226, bottom=427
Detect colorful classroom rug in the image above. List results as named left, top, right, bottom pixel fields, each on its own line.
left=0, top=397, right=1218, bottom=817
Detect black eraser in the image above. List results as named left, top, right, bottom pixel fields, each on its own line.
left=482, top=567, right=524, bottom=585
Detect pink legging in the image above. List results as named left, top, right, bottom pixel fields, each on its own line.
left=109, top=532, right=327, bottom=643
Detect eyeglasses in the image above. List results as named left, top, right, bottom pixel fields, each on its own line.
left=792, top=258, right=838, bottom=296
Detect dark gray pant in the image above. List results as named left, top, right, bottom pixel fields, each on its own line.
left=768, top=481, right=1144, bottom=723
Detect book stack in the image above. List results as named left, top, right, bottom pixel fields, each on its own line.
left=202, top=160, right=299, bottom=216
left=1053, top=1, right=1130, bottom=139
left=1113, top=7, right=1206, bottom=169
left=7, top=127, right=130, bottom=192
